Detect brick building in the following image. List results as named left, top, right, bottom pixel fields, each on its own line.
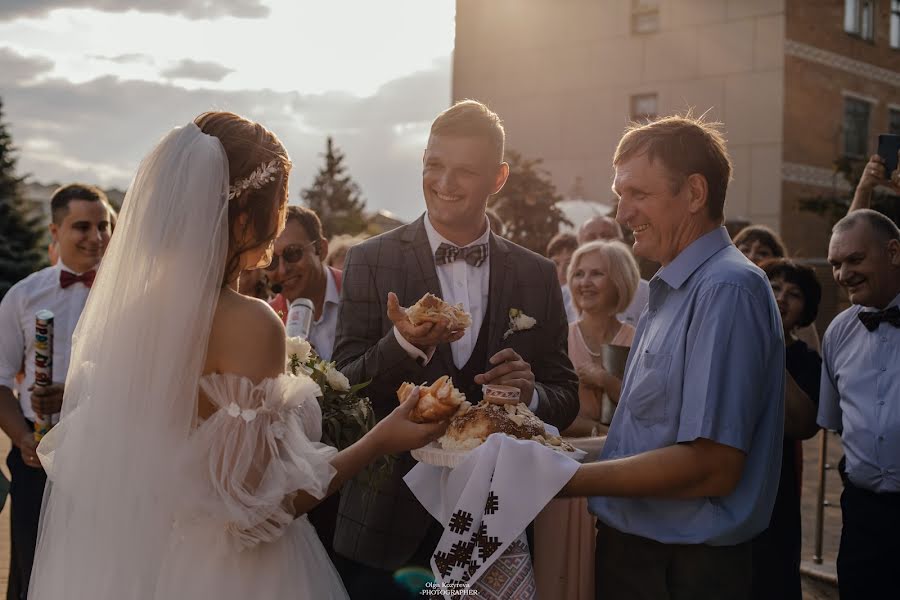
left=453, top=0, right=900, bottom=326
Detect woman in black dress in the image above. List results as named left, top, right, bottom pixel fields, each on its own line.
left=752, top=258, right=823, bottom=600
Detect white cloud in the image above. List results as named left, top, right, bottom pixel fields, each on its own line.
left=0, top=0, right=455, bottom=221
left=161, top=59, right=233, bottom=82
left=1, top=48, right=451, bottom=221
left=0, top=0, right=269, bottom=21
left=0, top=1, right=455, bottom=96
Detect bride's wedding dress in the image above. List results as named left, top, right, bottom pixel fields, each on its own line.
left=28, top=123, right=349, bottom=599
left=154, top=373, right=348, bottom=599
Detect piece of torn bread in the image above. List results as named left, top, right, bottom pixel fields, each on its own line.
left=397, top=375, right=470, bottom=424
left=406, top=293, right=472, bottom=330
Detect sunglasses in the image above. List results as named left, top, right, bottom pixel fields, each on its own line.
left=265, top=240, right=318, bottom=272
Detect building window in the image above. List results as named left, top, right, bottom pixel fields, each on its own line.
left=845, top=0, right=875, bottom=41
left=630, top=93, right=658, bottom=121
left=843, top=97, right=871, bottom=157
left=890, top=108, right=900, bottom=135
left=891, top=0, right=900, bottom=48
left=632, top=0, right=660, bottom=34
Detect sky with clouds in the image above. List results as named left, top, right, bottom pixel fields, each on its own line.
left=0, top=0, right=455, bottom=220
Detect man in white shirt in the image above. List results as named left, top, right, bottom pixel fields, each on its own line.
left=331, top=100, right=578, bottom=598
left=818, top=210, right=900, bottom=600
left=0, top=183, right=114, bottom=600
left=578, top=215, right=650, bottom=326
left=266, top=206, right=341, bottom=361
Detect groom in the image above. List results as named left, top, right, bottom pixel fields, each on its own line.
left=331, top=100, right=579, bottom=597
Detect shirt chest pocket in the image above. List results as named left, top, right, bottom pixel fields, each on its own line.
left=625, top=351, right=671, bottom=423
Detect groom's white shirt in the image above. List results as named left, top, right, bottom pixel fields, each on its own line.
left=394, top=214, right=539, bottom=411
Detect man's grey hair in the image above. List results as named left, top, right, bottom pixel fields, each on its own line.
left=832, top=209, right=900, bottom=244
left=578, top=215, right=624, bottom=243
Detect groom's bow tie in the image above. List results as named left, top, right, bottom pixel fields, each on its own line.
left=858, top=305, right=900, bottom=331
left=434, top=242, right=489, bottom=268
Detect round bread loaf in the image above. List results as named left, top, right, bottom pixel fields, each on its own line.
left=440, top=401, right=545, bottom=451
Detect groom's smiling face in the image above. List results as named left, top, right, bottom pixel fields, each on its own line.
left=422, top=134, right=506, bottom=236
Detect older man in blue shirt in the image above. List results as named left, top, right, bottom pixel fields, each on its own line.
left=818, top=209, right=900, bottom=600
left=561, top=116, right=785, bottom=600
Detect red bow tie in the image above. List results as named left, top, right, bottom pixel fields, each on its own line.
left=59, top=270, right=96, bottom=289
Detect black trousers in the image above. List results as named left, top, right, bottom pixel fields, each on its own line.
left=595, top=521, right=752, bottom=600
left=334, top=519, right=444, bottom=600
left=750, top=520, right=801, bottom=600
left=6, top=443, right=47, bottom=600
left=837, top=481, right=900, bottom=600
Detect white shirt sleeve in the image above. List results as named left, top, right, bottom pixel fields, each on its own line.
left=528, top=389, right=540, bottom=412
left=816, top=328, right=843, bottom=432
left=392, top=327, right=436, bottom=365
left=0, top=287, right=25, bottom=390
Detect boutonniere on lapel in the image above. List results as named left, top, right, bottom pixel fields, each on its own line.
left=502, top=308, right=537, bottom=340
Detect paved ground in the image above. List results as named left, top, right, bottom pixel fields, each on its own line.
left=800, top=430, right=843, bottom=600
left=0, top=431, right=843, bottom=599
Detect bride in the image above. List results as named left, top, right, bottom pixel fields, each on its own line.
left=28, top=112, right=446, bottom=599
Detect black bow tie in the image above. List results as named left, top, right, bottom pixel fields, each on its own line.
left=434, top=242, right=488, bottom=267
left=858, top=305, right=900, bottom=331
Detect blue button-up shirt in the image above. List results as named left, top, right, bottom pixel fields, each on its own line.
left=589, top=227, right=785, bottom=546
left=817, top=292, right=900, bottom=493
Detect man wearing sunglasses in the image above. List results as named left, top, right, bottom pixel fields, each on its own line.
left=268, top=206, right=342, bottom=361
left=267, top=205, right=345, bottom=563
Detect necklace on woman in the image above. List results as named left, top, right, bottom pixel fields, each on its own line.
left=577, top=319, right=623, bottom=358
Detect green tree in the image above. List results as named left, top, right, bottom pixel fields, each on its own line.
left=489, top=150, right=572, bottom=254
left=300, top=137, right=367, bottom=237
left=798, top=155, right=900, bottom=226
left=0, top=98, right=47, bottom=300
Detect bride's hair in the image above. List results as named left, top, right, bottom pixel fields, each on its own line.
left=194, top=111, right=292, bottom=284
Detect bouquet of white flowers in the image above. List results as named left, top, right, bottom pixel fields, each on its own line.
left=286, top=337, right=374, bottom=452
left=286, top=337, right=393, bottom=488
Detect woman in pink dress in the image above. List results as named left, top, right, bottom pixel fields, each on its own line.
left=535, top=239, right=640, bottom=600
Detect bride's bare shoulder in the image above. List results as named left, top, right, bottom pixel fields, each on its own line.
left=206, top=290, right=285, bottom=381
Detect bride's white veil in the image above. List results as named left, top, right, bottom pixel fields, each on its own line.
left=29, top=123, right=230, bottom=598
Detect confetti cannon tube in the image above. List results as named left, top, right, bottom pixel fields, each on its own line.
left=34, top=309, right=55, bottom=441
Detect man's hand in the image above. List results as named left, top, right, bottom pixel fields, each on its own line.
left=387, top=292, right=464, bottom=352
left=859, top=154, right=900, bottom=195
left=15, top=431, right=42, bottom=470
left=30, top=383, right=64, bottom=416
left=475, top=348, right=536, bottom=403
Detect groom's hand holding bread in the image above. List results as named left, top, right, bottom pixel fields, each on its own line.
left=387, top=291, right=469, bottom=352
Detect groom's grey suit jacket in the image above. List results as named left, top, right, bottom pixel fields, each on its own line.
left=331, top=214, right=578, bottom=570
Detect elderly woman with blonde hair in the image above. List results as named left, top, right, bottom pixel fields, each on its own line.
left=565, top=239, right=639, bottom=436
left=534, top=239, right=639, bottom=600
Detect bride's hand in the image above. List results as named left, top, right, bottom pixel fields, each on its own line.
left=368, top=387, right=449, bottom=455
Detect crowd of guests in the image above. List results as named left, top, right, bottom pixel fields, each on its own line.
left=0, top=100, right=897, bottom=600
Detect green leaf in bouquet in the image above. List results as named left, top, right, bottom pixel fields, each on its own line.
left=348, top=379, right=372, bottom=395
